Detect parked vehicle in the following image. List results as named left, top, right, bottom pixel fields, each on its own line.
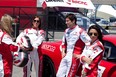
left=39, top=34, right=116, bottom=77
left=97, top=19, right=110, bottom=26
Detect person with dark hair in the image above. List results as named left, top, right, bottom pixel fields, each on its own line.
left=16, top=15, right=45, bottom=77
left=56, top=13, right=91, bottom=77
left=74, top=25, right=104, bottom=77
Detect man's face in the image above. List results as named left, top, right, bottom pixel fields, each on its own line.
left=65, top=18, right=75, bottom=28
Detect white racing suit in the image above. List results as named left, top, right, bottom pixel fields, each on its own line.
left=80, top=40, right=104, bottom=77
left=56, top=25, right=91, bottom=77
left=16, top=28, right=45, bottom=77
left=0, top=29, right=20, bottom=77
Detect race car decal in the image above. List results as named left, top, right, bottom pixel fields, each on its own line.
left=41, top=44, right=56, bottom=52
left=98, top=65, right=106, bottom=77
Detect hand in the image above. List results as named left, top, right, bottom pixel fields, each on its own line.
left=61, top=52, right=66, bottom=58
left=73, top=54, right=80, bottom=59
left=82, top=57, right=92, bottom=64
left=81, top=70, right=86, bottom=77
left=20, top=45, right=33, bottom=53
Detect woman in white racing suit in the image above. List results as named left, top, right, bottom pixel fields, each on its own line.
left=74, top=25, right=104, bottom=77
left=0, top=14, right=23, bottom=77
left=16, top=15, right=45, bottom=77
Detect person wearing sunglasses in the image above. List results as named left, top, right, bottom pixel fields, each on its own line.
left=74, top=25, right=104, bottom=77
left=16, top=15, right=45, bottom=77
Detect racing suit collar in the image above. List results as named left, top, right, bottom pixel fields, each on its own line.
left=69, top=25, right=77, bottom=30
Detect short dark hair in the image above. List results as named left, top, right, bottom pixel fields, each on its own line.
left=65, top=13, right=77, bottom=24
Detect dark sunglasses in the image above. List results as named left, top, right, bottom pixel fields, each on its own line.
left=88, top=33, right=98, bottom=36
left=33, top=20, right=40, bottom=23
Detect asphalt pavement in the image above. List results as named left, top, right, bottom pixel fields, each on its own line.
left=12, top=66, right=23, bottom=77
left=12, top=65, right=35, bottom=77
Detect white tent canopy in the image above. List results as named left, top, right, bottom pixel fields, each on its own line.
left=96, top=5, right=116, bottom=19
left=40, top=0, right=95, bottom=10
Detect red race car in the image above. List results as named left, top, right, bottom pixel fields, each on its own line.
left=39, top=34, right=116, bottom=77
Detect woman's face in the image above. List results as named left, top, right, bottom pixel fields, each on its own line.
left=32, top=17, right=40, bottom=29
left=88, top=29, right=98, bottom=43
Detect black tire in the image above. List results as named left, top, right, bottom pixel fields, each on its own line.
left=42, top=56, right=56, bottom=77
left=108, top=66, right=116, bottom=77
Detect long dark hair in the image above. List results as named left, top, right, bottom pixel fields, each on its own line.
left=88, top=25, right=104, bottom=45
left=32, top=15, right=41, bottom=29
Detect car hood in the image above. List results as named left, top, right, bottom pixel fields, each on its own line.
left=103, top=34, right=116, bottom=46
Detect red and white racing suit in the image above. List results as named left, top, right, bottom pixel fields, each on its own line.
left=80, top=40, right=104, bottom=77
left=16, top=28, right=45, bottom=77
left=0, top=29, right=19, bottom=77
left=56, top=25, right=91, bottom=77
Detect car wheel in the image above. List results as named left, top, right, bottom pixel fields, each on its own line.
left=42, top=56, right=56, bottom=77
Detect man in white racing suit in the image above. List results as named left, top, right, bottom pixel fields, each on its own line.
left=56, top=13, right=91, bottom=77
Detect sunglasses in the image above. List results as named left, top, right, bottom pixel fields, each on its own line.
left=33, top=20, right=40, bottom=23
left=88, top=33, right=98, bottom=36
